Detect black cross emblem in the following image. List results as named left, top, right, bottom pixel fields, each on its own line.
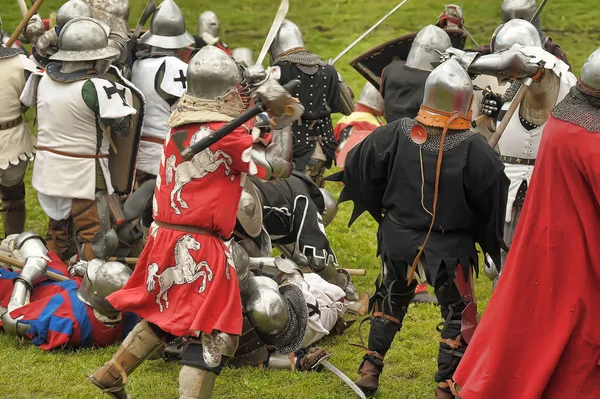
left=174, top=70, right=187, bottom=89
left=103, top=81, right=128, bottom=106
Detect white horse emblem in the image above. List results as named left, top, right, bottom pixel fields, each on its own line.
left=165, top=127, right=233, bottom=215
left=146, top=234, right=213, bottom=312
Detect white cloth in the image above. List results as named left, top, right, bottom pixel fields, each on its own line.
left=497, top=56, right=576, bottom=223
left=32, top=76, right=113, bottom=200
left=132, top=56, right=188, bottom=176
left=37, top=193, right=72, bottom=220
left=0, top=54, right=36, bottom=170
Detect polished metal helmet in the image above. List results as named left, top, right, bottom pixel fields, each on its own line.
left=269, top=19, right=304, bottom=60
left=186, top=45, right=241, bottom=99
left=501, top=0, right=538, bottom=22
left=319, top=188, right=338, bottom=227
left=246, top=276, right=289, bottom=336
left=57, top=0, right=92, bottom=28
left=357, top=82, right=384, bottom=115
left=579, top=47, right=600, bottom=93
left=140, top=0, right=194, bottom=49
left=232, top=47, right=254, bottom=67
left=50, top=17, right=119, bottom=61
left=77, top=259, right=132, bottom=318
left=438, top=4, right=465, bottom=29
left=198, top=10, right=219, bottom=38
left=85, top=0, right=130, bottom=33
left=422, top=58, right=473, bottom=115
left=237, top=179, right=263, bottom=238
left=491, top=19, right=542, bottom=53
left=405, top=25, right=452, bottom=72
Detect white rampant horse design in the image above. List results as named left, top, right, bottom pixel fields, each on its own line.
left=165, top=127, right=233, bottom=215
left=146, top=234, right=214, bottom=312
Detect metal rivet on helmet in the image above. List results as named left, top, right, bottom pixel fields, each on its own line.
left=140, top=0, right=194, bottom=49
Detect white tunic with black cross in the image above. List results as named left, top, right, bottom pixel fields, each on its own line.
left=131, top=56, right=188, bottom=176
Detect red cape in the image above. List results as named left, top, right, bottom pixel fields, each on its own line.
left=454, top=115, right=600, bottom=398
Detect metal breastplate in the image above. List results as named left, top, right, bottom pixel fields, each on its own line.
left=400, top=118, right=477, bottom=152
left=551, top=87, right=600, bottom=133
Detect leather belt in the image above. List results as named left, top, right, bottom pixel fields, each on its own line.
left=154, top=220, right=219, bottom=238
left=0, top=116, right=23, bottom=130
left=141, top=136, right=165, bottom=145
left=500, top=155, right=535, bottom=166
left=35, top=146, right=108, bottom=159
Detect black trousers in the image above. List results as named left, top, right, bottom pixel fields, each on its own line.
left=364, top=262, right=467, bottom=384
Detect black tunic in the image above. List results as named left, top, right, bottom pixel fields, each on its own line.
left=381, top=60, right=430, bottom=122
left=336, top=118, right=508, bottom=285
left=275, top=61, right=342, bottom=170
left=249, top=173, right=337, bottom=266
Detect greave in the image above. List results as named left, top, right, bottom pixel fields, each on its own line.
left=178, top=365, right=217, bottom=399
left=88, top=320, right=163, bottom=399
left=71, top=198, right=102, bottom=260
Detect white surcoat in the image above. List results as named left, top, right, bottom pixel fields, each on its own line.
left=131, top=56, right=188, bottom=176
left=0, top=54, right=37, bottom=170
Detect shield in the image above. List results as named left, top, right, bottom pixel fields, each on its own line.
left=350, top=28, right=467, bottom=90
left=104, top=66, right=146, bottom=195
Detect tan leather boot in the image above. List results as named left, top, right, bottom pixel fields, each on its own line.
left=355, top=358, right=383, bottom=394
left=88, top=321, right=163, bottom=398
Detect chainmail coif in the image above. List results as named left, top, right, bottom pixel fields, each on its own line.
left=400, top=118, right=478, bottom=151
left=274, top=50, right=327, bottom=67
left=551, top=86, right=600, bottom=133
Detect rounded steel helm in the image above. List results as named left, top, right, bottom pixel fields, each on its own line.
left=579, top=47, right=600, bottom=93
left=77, top=259, right=132, bottom=318
left=140, top=0, right=194, bottom=49
left=232, top=47, right=254, bottom=67
left=50, top=16, right=119, bottom=61
left=501, top=0, right=537, bottom=22
left=319, top=188, right=338, bottom=227
left=198, top=10, right=219, bottom=38
left=422, top=58, right=473, bottom=115
left=246, top=276, right=289, bottom=336
left=357, top=82, right=384, bottom=115
left=405, top=25, right=452, bottom=72
left=269, top=19, right=304, bottom=60
left=186, top=45, right=241, bottom=99
left=56, top=0, right=92, bottom=28
left=491, top=19, right=542, bottom=53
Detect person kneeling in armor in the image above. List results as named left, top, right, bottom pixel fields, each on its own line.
left=21, top=17, right=136, bottom=261
left=0, top=232, right=137, bottom=348
left=88, top=44, right=303, bottom=399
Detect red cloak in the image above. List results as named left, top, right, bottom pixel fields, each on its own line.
left=453, top=115, right=600, bottom=398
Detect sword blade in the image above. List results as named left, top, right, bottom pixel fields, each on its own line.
left=321, top=360, right=367, bottom=399
left=255, top=0, right=289, bottom=65
left=462, top=25, right=480, bottom=48
left=530, top=0, right=548, bottom=23
left=330, top=0, right=409, bottom=65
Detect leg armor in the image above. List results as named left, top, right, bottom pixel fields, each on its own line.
left=71, top=198, right=103, bottom=260
left=433, top=265, right=477, bottom=397
left=266, top=347, right=329, bottom=372
left=0, top=182, right=26, bottom=236
left=250, top=126, right=293, bottom=180
left=46, top=217, right=74, bottom=260
left=88, top=320, right=165, bottom=399
left=502, top=180, right=527, bottom=268
left=178, top=365, right=217, bottom=399
left=1, top=232, right=48, bottom=336
left=305, top=141, right=327, bottom=188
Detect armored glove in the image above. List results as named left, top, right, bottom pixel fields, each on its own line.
left=484, top=253, right=500, bottom=281
left=254, top=78, right=304, bottom=130
left=480, top=89, right=504, bottom=119
left=69, top=260, right=89, bottom=278
left=21, top=15, right=46, bottom=45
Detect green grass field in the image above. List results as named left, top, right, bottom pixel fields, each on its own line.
left=0, top=0, right=597, bottom=398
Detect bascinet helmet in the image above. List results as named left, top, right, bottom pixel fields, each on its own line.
left=405, top=25, right=452, bottom=72
left=77, top=259, right=132, bottom=318
left=269, top=19, right=304, bottom=60
left=232, top=47, right=254, bottom=67
left=491, top=19, right=542, bottom=53
left=419, top=58, right=473, bottom=119
left=186, top=45, right=241, bottom=99
left=56, top=0, right=92, bottom=28
left=198, top=10, right=219, bottom=38
left=501, top=0, right=538, bottom=23
left=579, top=47, right=600, bottom=93
left=246, top=276, right=289, bottom=336
left=357, top=82, right=384, bottom=115
left=50, top=16, right=119, bottom=61
left=140, top=0, right=194, bottom=49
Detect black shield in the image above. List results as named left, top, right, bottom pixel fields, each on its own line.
left=350, top=28, right=467, bottom=90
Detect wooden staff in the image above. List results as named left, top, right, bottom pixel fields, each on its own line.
left=488, top=77, right=534, bottom=148
left=6, top=0, right=46, bottom=48
left=0, top=253, right=69, bottom=282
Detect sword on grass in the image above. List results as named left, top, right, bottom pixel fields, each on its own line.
left=312, top=354, right=367, bottom=399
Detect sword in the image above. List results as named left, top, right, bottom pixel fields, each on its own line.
left=17, top=0, right=28, bottom=18
left=329, top=0, right=409, bottom=65
left=319, top=359, right=367, bottom=399
left=462, top=25, right=480, bottom=48
left=530, top=0, right=548, bottom=23
left=255, top=0, right=289, bottom=65
left=120, top=0, right=156, bottom=64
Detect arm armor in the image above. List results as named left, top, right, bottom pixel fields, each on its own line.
left=1, top=232, right=49, bottom=336
left=35, top=29, right=59, bottom=56
left=22, top=15, right=46, bottom=45
left=253, top=78, right=304, bottom=130
left=446, top=47, right=541, bottom=80
left=250, top=126, right=293, bottom=179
